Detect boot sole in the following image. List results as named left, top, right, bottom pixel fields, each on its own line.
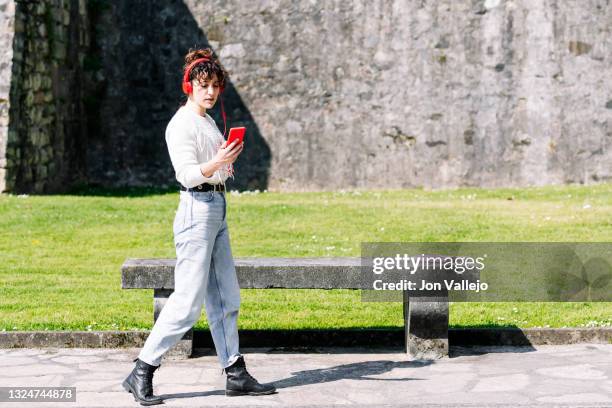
left=226, top=389, right=277, bottom=397
left=122, top=379, right=164, bottom=406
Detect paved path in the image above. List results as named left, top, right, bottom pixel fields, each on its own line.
left=0, top=344, right=610, bottom=407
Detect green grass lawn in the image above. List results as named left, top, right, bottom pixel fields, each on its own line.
left=1, top=183, right=611, bottom=331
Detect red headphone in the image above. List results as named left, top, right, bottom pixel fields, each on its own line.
left=182, top=57, right=227, bottom=138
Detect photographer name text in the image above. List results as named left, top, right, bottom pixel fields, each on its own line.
left=372, top=279, right=488, bottom=292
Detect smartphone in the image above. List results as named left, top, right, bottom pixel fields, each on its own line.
left=226, top=127, right=245, bottom=147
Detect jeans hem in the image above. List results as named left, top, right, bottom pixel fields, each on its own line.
left=222, top=353, right=243, bottom=369
left=137, top=354, right=161, bottom=367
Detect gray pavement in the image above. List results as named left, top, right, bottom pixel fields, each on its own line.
left=0, top=344, right=611, bottom=407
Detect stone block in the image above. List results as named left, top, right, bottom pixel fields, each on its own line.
left=32, top=75, right=42, bottom=90
left=25, top=91, right=33, bottom=105
left=53, top=44, right=66, bottom=60
left=34, top=180, right=45, bottom=192
left=47, top=160, right=56, bottom=176
left=29, top=128, right=40, bottom=145
left=14, top=15, right=24, bottom=33
left=34, top=91, right=45, bottom=103
left=404, top=294, right=449, bottom=359
left=40, top=145, right=51, bottom=162
left=35, top=61, right=46, bottom=73
left=39, top=41, right=49, bottom=56
left=5, top=143, right=15, bottom=156
left=38, top=164, right=47, bottom=178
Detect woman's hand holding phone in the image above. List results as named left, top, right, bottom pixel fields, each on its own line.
left=200, top=140, right=243, bottom=178
left=216, top=127, right=245, bottom=166
left=200, top=129, right=245, bottom=178
left=215, top=139, right=243, bottom=166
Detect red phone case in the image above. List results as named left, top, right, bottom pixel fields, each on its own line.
left=227, top=127, right=245, bottom=146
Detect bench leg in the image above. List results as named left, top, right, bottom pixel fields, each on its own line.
left=153, top=289, right=193, bottom=360
left=403, top=291, right=449, bottom=359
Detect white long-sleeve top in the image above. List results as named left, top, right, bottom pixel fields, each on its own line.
left=165, top=105, right=232, bottom=188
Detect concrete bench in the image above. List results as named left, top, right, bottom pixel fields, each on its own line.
left=121, top=257, right=448, bottom=360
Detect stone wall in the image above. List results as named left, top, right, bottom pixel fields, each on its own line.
left=1, top=0, right=90, bottom=194
left=180, top=0, right=611, bottom=190
left=1, top=0, right=611, bottom=192
left=0, top=0, right=15, bottom=193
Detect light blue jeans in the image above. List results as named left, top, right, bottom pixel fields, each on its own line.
left=138, top=190, right=242, bottom=368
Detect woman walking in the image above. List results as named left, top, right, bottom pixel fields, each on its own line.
left=122, top=48, right=276, bottom=405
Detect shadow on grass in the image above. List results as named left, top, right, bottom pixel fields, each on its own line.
left=61, top=182, right=262, bottom=197
left=62, top=184, right=181, bottom=197
left=193, top=325, right=537, bottom=352
left=195, top=328, right=407, bottom=350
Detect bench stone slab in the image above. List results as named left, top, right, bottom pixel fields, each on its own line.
left=122, top=257, right=364, bottom=289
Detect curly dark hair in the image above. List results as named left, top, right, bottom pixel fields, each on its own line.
left=183, top=47, right=228, bottom=89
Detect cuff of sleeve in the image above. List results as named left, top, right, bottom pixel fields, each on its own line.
left=181, top=164, right=211, bottom=188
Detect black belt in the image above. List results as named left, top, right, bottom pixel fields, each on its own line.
left=180, top=183, right=225, bottom=192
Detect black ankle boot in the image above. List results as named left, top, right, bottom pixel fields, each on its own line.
left=224, top=356, right=276, bottom=396
left=122, top=358, right=164, bottom=406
